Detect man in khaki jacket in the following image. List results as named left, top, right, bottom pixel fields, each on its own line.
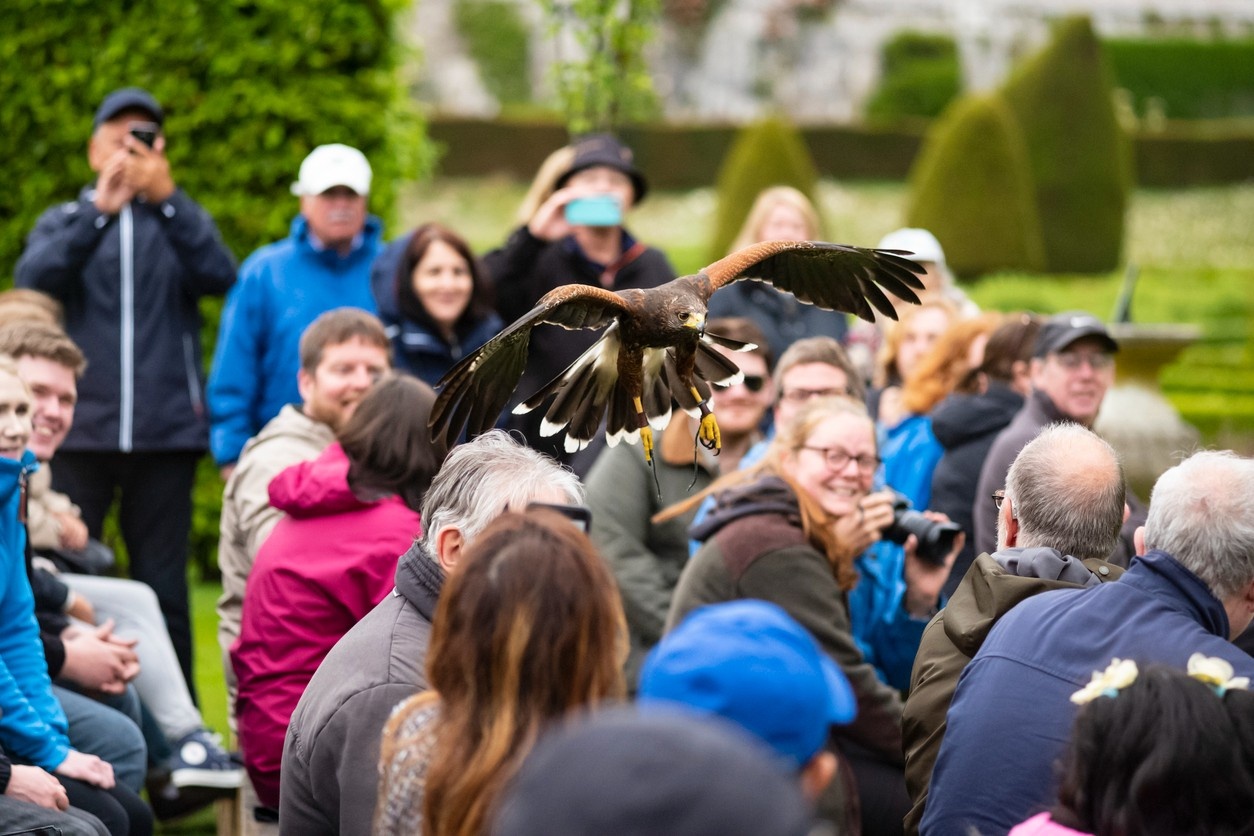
left=215, top=308, right=390, bottom=704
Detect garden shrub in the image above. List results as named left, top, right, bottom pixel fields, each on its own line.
left=906, top=94, right=1045, bottom=277
left=1105, top=38, right=1254, bottom=121
left=707, top=117, right=821, bottom=261
left=455, top=0, right=533, bottom=107
left=865, top=31, right=963, bottom=123
left=2, top=0, right=437, bottom=575
left=1001, top=16, right=1132, bottom=273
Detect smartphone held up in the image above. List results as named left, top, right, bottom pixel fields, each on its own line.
left=128, top=121, right=159, bottom=150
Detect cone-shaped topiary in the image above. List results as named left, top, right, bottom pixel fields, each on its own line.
left=906, top=93, right=1046, bottom=277
left=708, top=118, right=822, bottom=261
left=1001, top=15, right=1133, bottom=273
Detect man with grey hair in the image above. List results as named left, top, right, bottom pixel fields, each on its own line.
left=901, top=423, right=1125, bottom=834
left=279, top=431, right=584, bottom=835
left=921, top=448, right=1254, bottom=836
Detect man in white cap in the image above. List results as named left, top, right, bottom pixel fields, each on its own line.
left=208, top=144, right=383, bottom=475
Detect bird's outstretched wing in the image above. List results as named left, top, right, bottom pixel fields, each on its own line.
left=690, top=240, right=927, bottom=323
left=429, top=284, right=631, bottom=448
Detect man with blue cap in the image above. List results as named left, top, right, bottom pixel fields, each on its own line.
left=638, top=600, right=859, bottom=831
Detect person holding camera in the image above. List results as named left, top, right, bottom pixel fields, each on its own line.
left=664, top=395, right=962, bottom=836
left=481, top=134, right=674, bottom=471
left=15, top=87, right=236, bottom=699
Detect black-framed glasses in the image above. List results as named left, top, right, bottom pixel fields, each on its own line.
left=801, top=445, right=880, bottom=474
left=991, top=489, right=1006, bottom=510
left=712, top=374, right=767, bottom=393
left=526, top=502, right=592, bottom=533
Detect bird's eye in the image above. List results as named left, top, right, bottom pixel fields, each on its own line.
left=677, top=312, right=688, bottom=321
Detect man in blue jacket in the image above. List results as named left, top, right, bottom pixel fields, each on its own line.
left=921, top=449, right=1254, bottom=836
left=15, top=87, right=237, bottom=696
left=207, top=143, right=383, bottom=474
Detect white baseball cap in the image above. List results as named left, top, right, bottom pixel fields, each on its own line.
left=876, top=227, right=947, bottom=270
left=291, top=144, right=372, bottom=196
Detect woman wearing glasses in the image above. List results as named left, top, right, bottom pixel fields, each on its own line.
left=584, top=317, right=772, bottom=688
left=664, top=395, right=961, bottom=836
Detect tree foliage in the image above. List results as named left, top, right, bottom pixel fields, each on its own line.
left=865, top=31, right=963, bottom=123
left=539, top=0, right=662, bottom=135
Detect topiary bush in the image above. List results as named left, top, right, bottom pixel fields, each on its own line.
left=707, top=117, right=821, bottom=261
left=2, top=0, right=437, bottom=576
left=455, top=0, right=533, bottom=107
left=1001, top=15, right=1132, bottom=273
left=906, top=94, right=1046, bottom=277
left=865, top=31, right=963, bottom=123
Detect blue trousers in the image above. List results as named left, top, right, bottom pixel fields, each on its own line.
left=53, top=684, right=147, bottom=793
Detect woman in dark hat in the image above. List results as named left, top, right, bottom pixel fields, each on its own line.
left=482, top=134, right=675, bottom=472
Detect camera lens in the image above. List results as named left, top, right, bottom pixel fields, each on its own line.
left=882, top=495, right=962, bottom=565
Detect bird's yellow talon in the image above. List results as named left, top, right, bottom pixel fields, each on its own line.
left=698, top=413, right=721, bottom=450
left=641, top=425, right=655, bottom=462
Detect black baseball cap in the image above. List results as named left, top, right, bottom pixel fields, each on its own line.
left=556, top=133, right=648, bottom=203
left=93, top=87, right=164, bottom=129
left=1033, top=311, right=1119, bottom=358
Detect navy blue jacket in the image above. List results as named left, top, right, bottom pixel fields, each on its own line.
left=921, top=549, right=1254, bottom=836
left=16, top=187, right=236, bottom=452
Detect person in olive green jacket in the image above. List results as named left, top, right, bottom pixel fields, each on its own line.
left=902, top=423, right=1127, bottom=836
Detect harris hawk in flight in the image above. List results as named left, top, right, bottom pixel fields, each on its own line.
left=429, top=239, right=926, bottom=465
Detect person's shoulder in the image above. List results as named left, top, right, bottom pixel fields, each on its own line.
left=238, top=232, right=304, bottom=275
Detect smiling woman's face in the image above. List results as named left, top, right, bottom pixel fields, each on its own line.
left=781, top=412, right=875, bottom=518
left=0, top=369, right=32, bottom=460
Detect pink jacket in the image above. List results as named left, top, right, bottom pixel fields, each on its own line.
left=1009, top=813, right=1092, bottom=836
left=230, top=443, right=422, bottom=808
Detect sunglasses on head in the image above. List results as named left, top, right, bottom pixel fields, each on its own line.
left=712, top=374, right=767, bottom=393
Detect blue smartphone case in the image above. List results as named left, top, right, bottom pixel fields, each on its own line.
left=564, top=195, right=622, bottom=227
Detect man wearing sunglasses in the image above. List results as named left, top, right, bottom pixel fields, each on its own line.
left=972, top=312, right=1138, bottom=560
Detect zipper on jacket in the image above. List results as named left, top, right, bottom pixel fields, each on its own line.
left=183, top=333, right=204, bottom=418
left=119, top=204, right=135, bottom=452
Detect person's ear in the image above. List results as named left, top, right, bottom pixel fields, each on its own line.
left=799, top=751, right=837, bottom=802
left=296, top=368, right=314, bottom=405
left=1001, top=496, right=1019, bottom=547
left=435, top=527, right=465, bottom=574
left=1133, top=525, right=1146, bottom=557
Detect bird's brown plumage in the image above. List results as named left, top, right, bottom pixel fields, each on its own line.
left=429, top=240, right=925, bottom=453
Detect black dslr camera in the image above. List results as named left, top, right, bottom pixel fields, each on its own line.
left=883, top=494, right=962, bottom=565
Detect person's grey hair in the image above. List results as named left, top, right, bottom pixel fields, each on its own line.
left=418, top=430, right=585, bottom=556
left=1006, top=423, right=1125, bottom=560
left=1144, top=450, right=1254, bottom=601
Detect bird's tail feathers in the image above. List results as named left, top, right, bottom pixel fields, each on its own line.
left=701, top=331, right=757, bottom=353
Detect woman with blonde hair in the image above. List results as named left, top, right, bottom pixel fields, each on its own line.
left=375, top=510, right=627, bottom=835
left=665, top=396, right=961, bottom=836
left=708, top=185, right=848, bottom=358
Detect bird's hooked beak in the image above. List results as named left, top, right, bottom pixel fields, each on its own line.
left=688, top=311, right=706, bottom=335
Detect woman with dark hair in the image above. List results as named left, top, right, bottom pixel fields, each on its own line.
left=383, top=223, right=502, bottom=386
left=664, top=396, right=962, bottom=836
left=231, top=375, right=445, bottom=812
left=1011, top=658, right=1254, bottom=835
left=929, top=313, right=1042, bottom=597
left=375, top=510, right=626, bottom=836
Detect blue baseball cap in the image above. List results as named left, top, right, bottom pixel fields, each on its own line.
left=94, top=88, right=164, bottom=129
left=638, top=600, right=856, bottom=768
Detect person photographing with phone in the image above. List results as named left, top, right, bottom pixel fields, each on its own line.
left=483, top=134, right=675, bottom=471
left=16, top=87, right=237, bottom=702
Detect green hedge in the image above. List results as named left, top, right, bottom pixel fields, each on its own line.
left=1002, top=16, right=1132, bottom=273
left=865, top=31, right=963, bottom=123
left=1106, top=38, right=1254, bottom=120
left=2, top=0, right=436, bottom=575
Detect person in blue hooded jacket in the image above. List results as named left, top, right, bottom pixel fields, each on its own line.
left=369, top=222, right=501, bottom=388
left=208, top=144, right=383, bottom=473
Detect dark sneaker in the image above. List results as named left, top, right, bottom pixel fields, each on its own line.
left=169, top=728, right=244, bottom=789
left=146, top=773, right=233, bottom=822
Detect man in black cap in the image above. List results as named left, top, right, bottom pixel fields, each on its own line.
left=971, top=311, right=1132, bottom=560
left=15, top=87, right=236, bottom=696
left=482, top=134, right=675, bottom=472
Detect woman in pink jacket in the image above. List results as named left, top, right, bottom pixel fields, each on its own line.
left=231, top=375, right=443, bottom=811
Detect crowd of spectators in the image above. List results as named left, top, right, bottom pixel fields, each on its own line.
left=2, top=86, right=1252, bottom=836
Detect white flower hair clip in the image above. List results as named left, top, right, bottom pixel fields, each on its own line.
left=1187, top=653, right=1250, bottom=697
left=1071, top=658, right=1139, bottom=705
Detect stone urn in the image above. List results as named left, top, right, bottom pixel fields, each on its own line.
left=1094, top=323, right=1201, bottom=500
